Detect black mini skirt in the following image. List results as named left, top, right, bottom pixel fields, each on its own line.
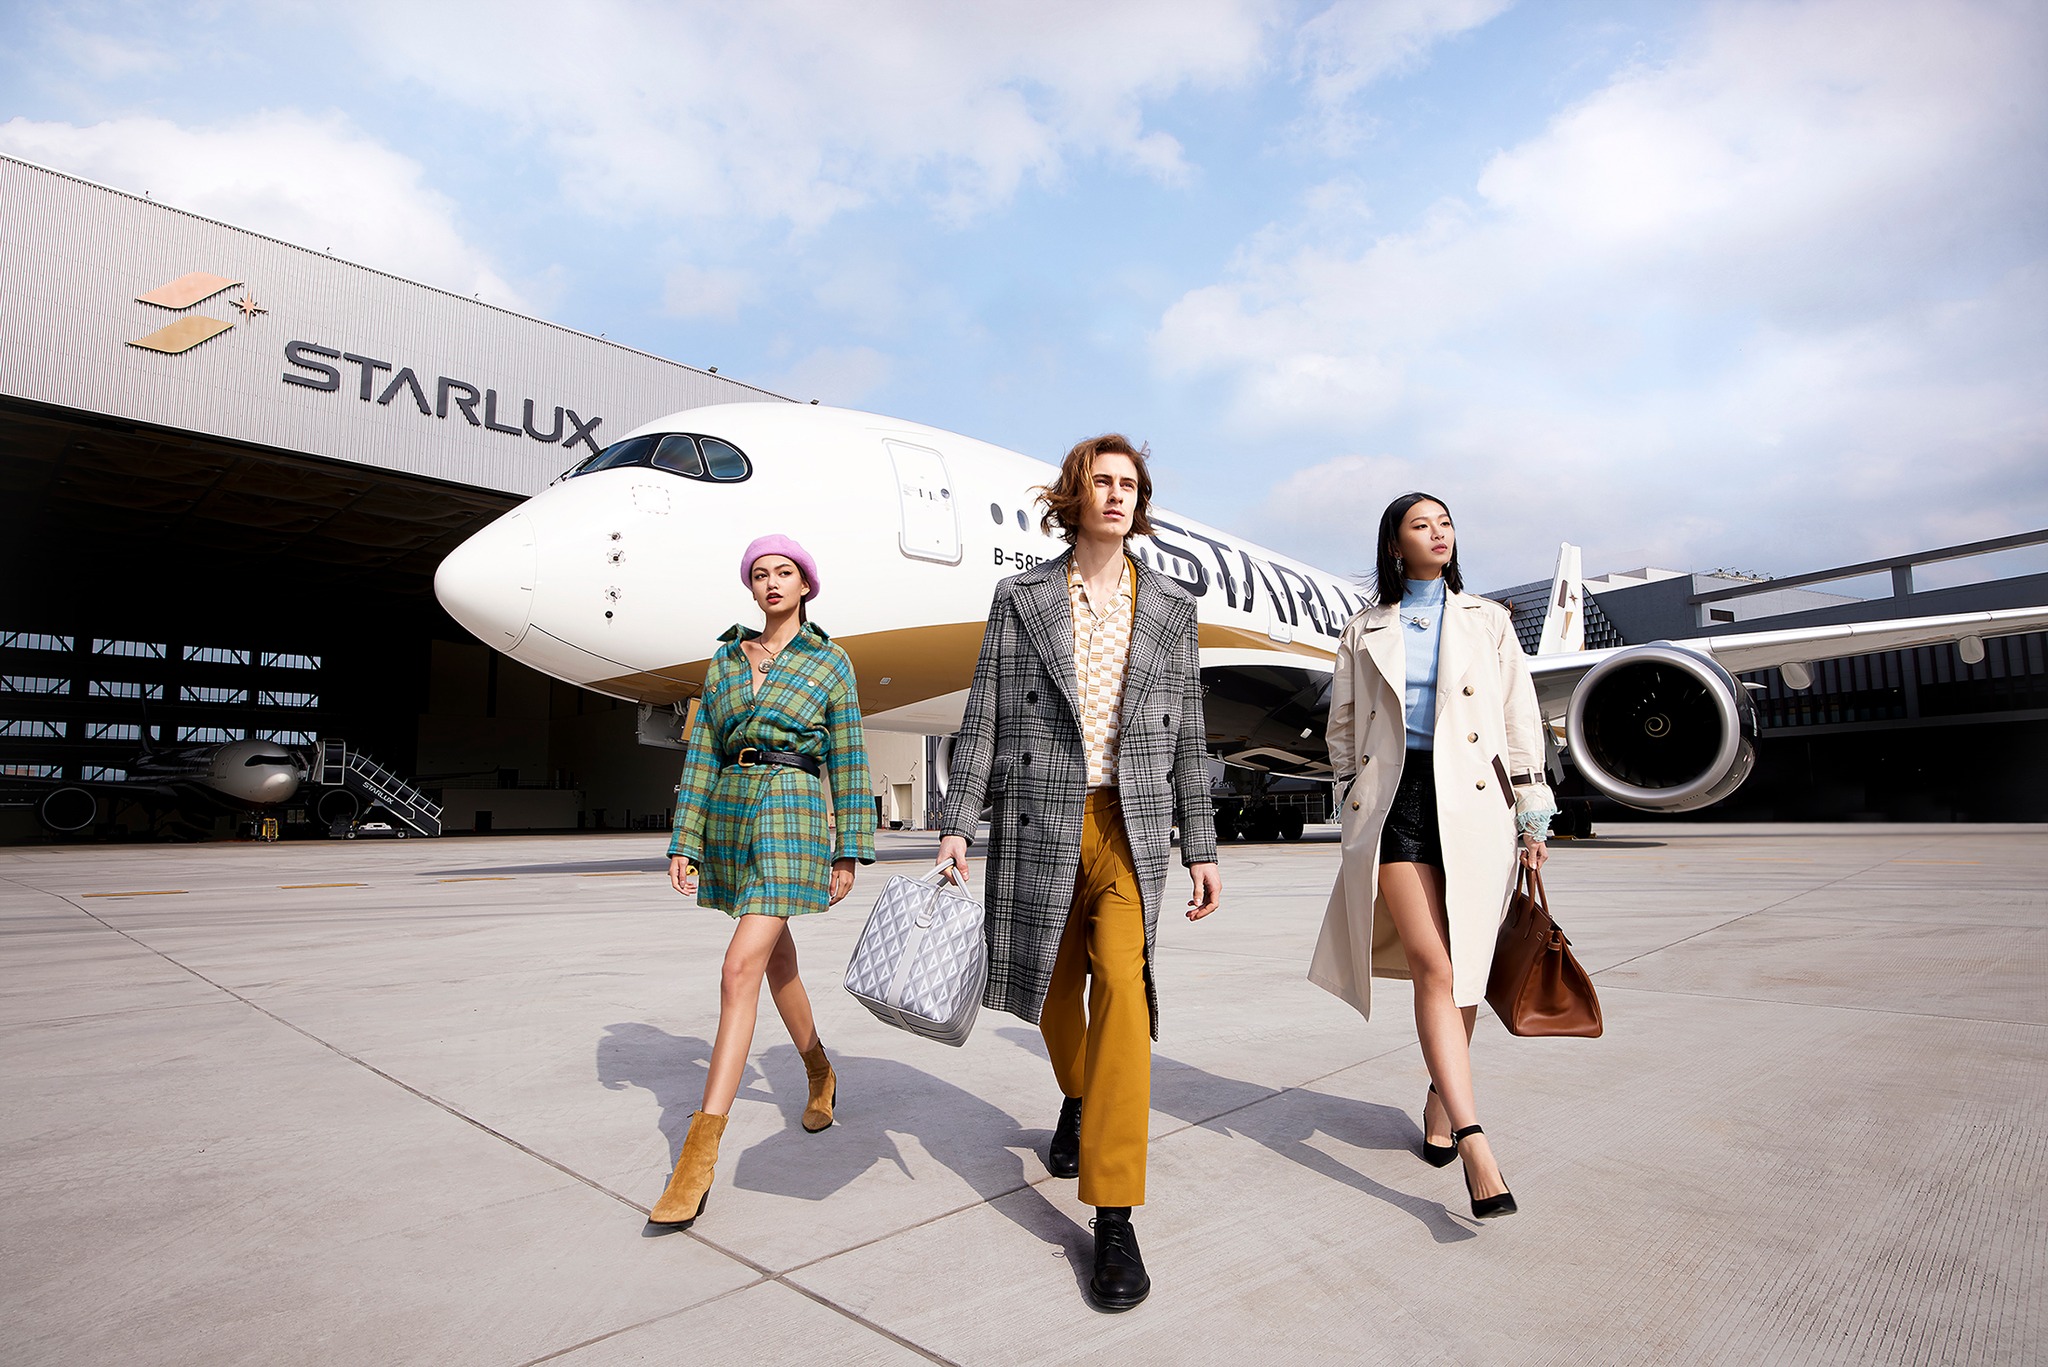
left=1377, top=748, right=1444, bottom=868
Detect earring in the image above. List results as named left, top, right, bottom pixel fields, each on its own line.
left=1393, top=553, right=1406, bottom=575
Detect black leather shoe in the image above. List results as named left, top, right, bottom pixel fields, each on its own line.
left=1088, top=1208, right=1150, bottom=1312
left=1452, top=1124, right=1519, bottom=1220
left=1047, top=1095, right=1082, bottom=1179
left=1420, top=1083, right=1457, bottom=1167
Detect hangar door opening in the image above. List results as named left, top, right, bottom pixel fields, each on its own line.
left=884, top=440, right=961, bottom=565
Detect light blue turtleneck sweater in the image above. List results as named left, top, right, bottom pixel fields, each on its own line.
left=1401, top=576, right=1449, bottom=750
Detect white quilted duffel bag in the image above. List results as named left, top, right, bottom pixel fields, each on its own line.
left=843, top=866, right=987, bottom=1047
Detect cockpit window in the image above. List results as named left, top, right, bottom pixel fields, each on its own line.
left=566, top=436, right=657, bottom=478
left=562, top=432, right=753, bottom=484
left=652, top=434, right=705, bottom=477
left=700, top=437, right=748, bottom=480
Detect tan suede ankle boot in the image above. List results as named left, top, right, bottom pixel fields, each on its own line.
left=648, top=1110, right=726, bottom=1225
left=799, top=1041, right=836, bottom=1133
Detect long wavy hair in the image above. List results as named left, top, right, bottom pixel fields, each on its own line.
left=1036, top=433, right=1156, bottom=544
left=1373, top=491, right=1463, bottom=605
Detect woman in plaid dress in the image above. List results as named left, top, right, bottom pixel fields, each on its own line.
left=648, top=535, right=875, bottom=1226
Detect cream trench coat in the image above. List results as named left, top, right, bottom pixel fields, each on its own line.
left=1308, top=591, right=1554, bottom=1018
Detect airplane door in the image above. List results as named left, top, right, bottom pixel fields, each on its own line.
left=884, top=440, right=962, bottom=565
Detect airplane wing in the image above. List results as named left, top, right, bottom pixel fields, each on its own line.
left=1528, top=604, right=2048, bottom=712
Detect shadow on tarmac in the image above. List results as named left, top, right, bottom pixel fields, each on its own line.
left=597, top=1021, right=1094, bottom=1279
left=1000, top=1027, right=1476, bottom=1245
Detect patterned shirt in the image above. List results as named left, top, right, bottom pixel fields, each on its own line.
left=1068, top=556, right=1136, bottom=790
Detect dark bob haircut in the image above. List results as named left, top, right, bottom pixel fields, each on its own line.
left=1036, top=433, right=1156, bottom=544
left=1373, top=491, right=1463, bottom=605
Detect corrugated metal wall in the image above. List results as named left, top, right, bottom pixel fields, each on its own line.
left=0, top=155, right=789, bottom=497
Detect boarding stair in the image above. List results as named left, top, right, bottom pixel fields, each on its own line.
left=314, top=737, right=443, bottom=837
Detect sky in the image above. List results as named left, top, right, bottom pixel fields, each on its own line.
left=2, top=0, right=2043, bottom=593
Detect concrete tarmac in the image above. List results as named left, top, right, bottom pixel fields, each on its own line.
left=2, top=823, right=2043, bottom=1366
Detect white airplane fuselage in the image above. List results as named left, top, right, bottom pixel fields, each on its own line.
left=436, top=401, right=2048, bottom=812
left=436, top=402, right=1351, bottom=740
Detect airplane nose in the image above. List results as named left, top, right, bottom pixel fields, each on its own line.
left=436, top=510, right=536, bottom=649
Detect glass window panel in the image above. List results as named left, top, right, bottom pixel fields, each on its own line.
left=0, top=719, right=64, bottom=738
left=0, top=632, right=74, bottom=651
left=258, top=691, right=319, bottom=708
left=260, top=652, right=322, bottom=670
left=2, top=763, right=61, bottom=778
left=2, top=676, right=69, bottom=694
left=94, top=639, right=167, bottom=658
left=700, top=437, right=749, bottom=480
left=569, top=436, right=657, bottom=477
left=83, top=766, right=127, bottom=782
left=651, top=434, right=706, bottom=477
left=88, top=722, right=142, bottom=741
left=180, top=726, right=242, bottom=743
left=255, top=729, right=316, bottom=745
left=183, top=646, right=251, bottom=665
left=89, top=680, right=163, bottom=700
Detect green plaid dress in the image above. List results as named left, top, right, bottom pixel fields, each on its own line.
left=668, top=622, right=875, bottom=918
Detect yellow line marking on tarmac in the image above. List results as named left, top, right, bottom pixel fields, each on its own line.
left=437, top=877, right=514, bottom=882
left=1892, top=859, right=1983, bottom=865
left=280, top=883, right=368, bottom=889
left=82, top=890, right=187, bottom=898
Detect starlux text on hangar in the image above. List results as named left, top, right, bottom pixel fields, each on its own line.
left=283, top=341, right=606, bottom=454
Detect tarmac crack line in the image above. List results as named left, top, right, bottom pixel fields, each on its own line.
left=37, top=887, right=962, bottom=1367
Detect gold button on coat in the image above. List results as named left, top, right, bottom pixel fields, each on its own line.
left=1467, top=732, right=1478, bottom=742
left=1463, top=685, right=1475, bottom=696
left=1476, top=779, right=1487, bottom=790
left=1351, top=800, right=1361, bottom=810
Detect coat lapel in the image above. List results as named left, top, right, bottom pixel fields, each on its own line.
left=1356, top=602, right=1404, bottom=709
left=1122, top=557, right=1180, bottom=704
left=1013, top=550, right=1082, bottom=724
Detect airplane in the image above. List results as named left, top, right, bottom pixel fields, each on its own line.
left=431, top=403, right=2048, bottom=821
left=14, top=736, right=307, bottom=838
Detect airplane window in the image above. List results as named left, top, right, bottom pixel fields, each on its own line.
left=1016, top=509, right=1027, bottom=531
left=989, top=503, right=1003, bottom=524
left=700, top=437, right=750, bottom=481
left=652, top=435, right=705, bottom=477
left=569, top=436, right=658, bottom=477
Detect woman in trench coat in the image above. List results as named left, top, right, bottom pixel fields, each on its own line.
left=1309, top=492, right=1555, bottom=1220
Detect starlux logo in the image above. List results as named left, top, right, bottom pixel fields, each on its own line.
left=127, top=271, right=264, bottom=354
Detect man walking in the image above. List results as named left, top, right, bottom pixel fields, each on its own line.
left=938, top=433, right=1222, bottom=1312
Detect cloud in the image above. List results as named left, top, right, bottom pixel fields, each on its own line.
left=1155, top=0, right=2048, bottom=586
left=1291, top=0, right=1511, bottom=152
left=0, top=112, right=524, bottom=307
left=325, top=0, right=1276, bottom=230
left=322, top=0, right=1502, bottom=232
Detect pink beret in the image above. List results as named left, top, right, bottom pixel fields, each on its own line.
left=740, top=534, right=820, bottom=602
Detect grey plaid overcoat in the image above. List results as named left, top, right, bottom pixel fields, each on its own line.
left=940, top=549, right=1219, bottom=1039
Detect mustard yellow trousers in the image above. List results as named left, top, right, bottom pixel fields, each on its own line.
left=1039, top=790, right=1150, bottom=1207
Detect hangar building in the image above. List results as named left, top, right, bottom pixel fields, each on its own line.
left=0, top=155, right=931, bottom=840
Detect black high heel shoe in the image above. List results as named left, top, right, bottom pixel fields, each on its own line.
left=1420, top=1084, right=1457, bottom=1167
left=1451, top=1124, right=1518, bottom=1220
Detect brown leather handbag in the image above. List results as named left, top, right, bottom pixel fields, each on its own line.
left=1486, top=867, right=1603, bottom=1037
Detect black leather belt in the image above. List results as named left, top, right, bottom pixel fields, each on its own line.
left=731, top=747, right=822, bottom=777
left=1510, top=772, right=1543, bottom=786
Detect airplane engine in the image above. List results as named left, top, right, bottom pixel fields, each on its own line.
left=39, top=786, right=98, bottom=833
left=1565, top=644, right=1758, bottom=812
